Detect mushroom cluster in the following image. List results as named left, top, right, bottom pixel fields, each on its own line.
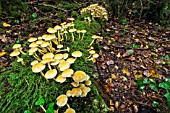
left=86, top=48, right=99, bottom=63
left=9, top=18, right=101, bottom=113
left=80, top=4, right=108, bottom=20
left=10, top=44, right=26, bottom=65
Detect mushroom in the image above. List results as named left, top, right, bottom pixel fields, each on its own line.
left=71, top=88, right=82, bottom=97
left=55, top=75, right=66, bottom=83
left=54, top=25, right=62, bottom=44
left=32, top=63, right=48, bottom=81
left=63, top=53, right=69, bottom=59
left=41, top=58, right=55, bottom=70
left=28, top=47, right=41, bottom=61
left=63, top=31, right=68, bottom=41
left=47, top=27, right=57, bottom=34
left=71, top=82, right=79, bottom=87
left=42, top=53, right=54, bottom=59
left=68, top=17, right=75, bottom=23
left=69, top=28, right=77, bottom=42
left=86, top=49, right=96, bottom=59
left=77, top=30, right=81, bottom=40
left=72, top=51, right=82, bottom=58
left=58, top=61, right=70, bottom=71
left=61, top=69, right=74, bottom=77
left=55, top=47, right=70, bottom=53
left=66, top=57, right=76, bottom=64
left=44, top=69, right=57, bottom=79
left=31, top=60, right=38, bottom=66
left=80, top=85, right=91, bottom=97
left=88, top=35, right=100, bottom=47
left=56, top=94, right=68, bottom=107
left=28, top=37, right=37, bottom=42
left=17, top=57, right=25, bottom=65
left=85, top=80, right=92, bottom=86
left=54, top=54, right=63, bottom=60
left=72, top=71, right=86, bottom=83
left=12, top=44, right=26, bottom=54
left=80, top=30, right=86, bottom=40
left=66, top=90, right=72, bottom=97
left=10, top=49, right=20, bottom=60
left=64, top=107, right=75, bottom=113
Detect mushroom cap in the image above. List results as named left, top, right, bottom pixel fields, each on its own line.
left=45, top=69, right=57, bottom=79
left=29, top=42, right=38, bottom=48
left=54, top=54, right=63, bottom=60
left=56, top=94, right=68, bottom=107
left=71, top=88, right=82, bottom=97
left=41, top=58, right=55, bottom=64
left=85, top=75, right=90, bottom=80
left=80, top=86, right=91, bottom=97
left=66, top=90, right=72, bottom=97
left=64, top=108, right=76, bottom=113
left=62, top=69, right=74, bottom=77
left=63, top=30, right=68, bottom=33
left=69, top=28, right=77, bottom=33
left=66, top=57, right=76, bottom=64
left=77, top=30, right=81, bottom=33
left=13, top=44, right=21, bottom=49
left=71, top=82, right=79, bottom=87
left=56, top=75, right=66, bottom=83
left=61, top=22, right=66, bottom=26
left=91, top=35, right=99, bottom=39
left=36, top=40, right=44, bottom=45
left=63, top=53, right=69, bottom=59
left=51, top=59, right=60, bottom=66
left=42, top=34, right=48, bottom=39
left=32, top=63, right=45, bottom=73
left=28, top=37, right=37, bottom=42
left=44, top=34, right=56, bottom=41
left=68, top=17, right=75, bottom=21
left=47, top=27, right=57, bottom=33
left=92, top=53, right=99, bottom=58
left=42, top=53, right=54, bottom=59
left=58, top=61, right=70, bottom=71
left=38, top=36, right=42, bottom=40
left=10, top=50, right=20, bottom=56
left=17, top=58, right=23, bottom=62
left=28, top=47, right=38, bottom=53
left=41, top=41, right=50, bottom=47
left=31, top=60, right=38, bottom=65
left=72, top=51, right=82, bottom=58
left=54, top=25, right=61, bottom=30
left=89, top=50, right=95, bottom=54
left=80, top=30, right=86, bottom=33
left=85, top=80, right=92, bottom=86
left=57, top=44, right=63, bottom=49
left=72, top=71, right=86, bottom=82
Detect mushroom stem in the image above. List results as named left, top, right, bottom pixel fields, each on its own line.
left=71, top=33, right=74, bottom=42
left=16, top=56, right=25, bottom=65
left=52, top=39, right=58, bottom=45
left=38, top=49, right=44, bottom=55
left=78, top=33, right=81, bottom=40
left=19, top=48, right=26, bottom=55
left=47, top=63, right=52, bottom=70
left=58, top=31, right=61, bottom=45
left=67, top=104, right=70, bottom=108
left=81, top=33, right=85, bottom=40
left=40, top=105, right=46, bottom=112
left=33, top=54, right=41, bottom=61
left=64, top=33, right=68, bottom=41
left=40, top=71, right=49, bottom=82
left=85, top=55, right=92, bottom=60
left=88, top=39, right=95, bottom=47
left=39, top=47, right=47, bottom=53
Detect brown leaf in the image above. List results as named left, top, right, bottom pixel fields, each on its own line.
left=0, top=35, right=7, bottom=43
left=122, top=68, right=130, bottom=76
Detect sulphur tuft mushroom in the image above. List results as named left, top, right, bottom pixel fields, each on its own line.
left=72, top=71, right=86, bottom=83
left=47, top=27, right=57, bottom=34
left=32, top=63, right=48, bottom=81
left=13, top=44, right=26, bottom=55
left=66, top=90, right=72, bottom=97
left=80, top=30, right=86, bottom=40
left=69, top=28, right=77, bottom=42
left=85, top=80, right=92, bottom=86
left=64, top=107, right=75, bottom=113
left=71, top=82, right=79, bottom=87
left=58, top=61, right=70, bottom=71
left=71, top=88, right=82, bottom=97
left=45, top=69, right=57, bottom=79
left=62, top=69, right=74, bottom=77
left=56, top=94, right=68, bottom=107
left=66, top=57, right=76, bottom=64
left=55, top=75, right=66, bottom=83
left=72, top=51, right=82, bottom=58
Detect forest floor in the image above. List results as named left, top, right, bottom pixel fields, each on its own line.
left=0, top=1, right=170, bottom=113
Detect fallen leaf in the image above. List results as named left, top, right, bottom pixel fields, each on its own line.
left=110, top=100, right=114, bottom=106
left=106, top=60, right=114, bottom=65
left=115, top=101, right=119, bottom=109
left=0, top=35, right=7, bottom=43
left=3, top=22, right=11, bottom=27
left=0, top=52, right=7, bottom=57
left=111, top=74, right=117, bottom=79
left=122, top=68, right=130, bottom=76
left=143, top=70, right=151, bottom=77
